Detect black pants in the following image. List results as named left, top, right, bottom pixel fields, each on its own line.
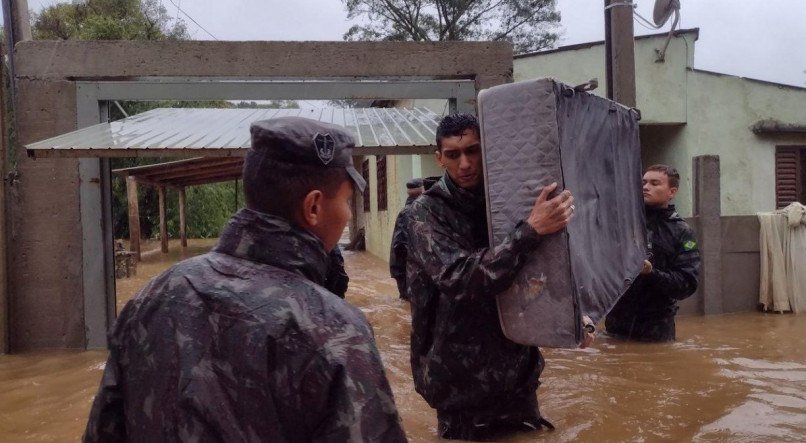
left=437, top=396, right=554, bottom=441
left=605, top=314, right=676, bottom=342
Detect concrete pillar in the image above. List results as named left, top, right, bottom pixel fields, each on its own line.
left=158, top=186, right=168, bottom=253
left=693, top=155, right=723, bottom=315
left=126, top=176, right=141, bottom=261
left=179, top=188, right=187, bottom=248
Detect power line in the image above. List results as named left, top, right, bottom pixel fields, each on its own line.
left=166, top=0, right=219, bottom=41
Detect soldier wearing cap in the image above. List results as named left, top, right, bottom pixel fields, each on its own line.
left=389, top=178, right=424, bottom=300
left=405, top=114, right=577, bottom=440
left=84, top=117, right=407, bottom=442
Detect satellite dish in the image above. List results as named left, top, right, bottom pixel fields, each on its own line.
left=653, top=0, right=680, bottom=27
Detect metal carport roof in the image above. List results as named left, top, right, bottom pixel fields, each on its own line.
left=113, top=157, right=244, bottom=188
left=26, top=107, right=442, bottom=158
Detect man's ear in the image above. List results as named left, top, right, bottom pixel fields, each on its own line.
left=669, top=186, right=679, bottom=200
left=300, top=190, right=324, bottom=228
left=435, top=150, right=444, bottom=168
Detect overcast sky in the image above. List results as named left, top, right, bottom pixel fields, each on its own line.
left=16, top=0, right=806, bottom=87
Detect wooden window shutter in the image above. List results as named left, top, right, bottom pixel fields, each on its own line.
left=376, top=155, right=388, bottom=211
left=775, top=147, right=803, bottom=209
left=361, top=160, right=370, bottom=212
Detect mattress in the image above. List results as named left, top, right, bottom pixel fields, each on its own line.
left=479, top=78, right=647, bottom=348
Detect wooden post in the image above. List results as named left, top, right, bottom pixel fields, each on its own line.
left=604, top=0, right=637, bottom=107
left=179, top=187, right=187, bottom=248
left=126, top=176, right=141, bottom=261
left=234, top=179, right=239, bottom=211
left=159, top=186, right=168, bottom=253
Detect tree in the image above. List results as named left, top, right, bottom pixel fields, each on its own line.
left=342, top=0, right=561, bottom=53
left=32, top=0, right=187, bottom=41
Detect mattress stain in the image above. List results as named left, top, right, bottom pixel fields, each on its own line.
left=525, top=273, right=548, bottom=299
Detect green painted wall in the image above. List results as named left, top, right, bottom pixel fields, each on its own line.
left=514, top=30, right=806, bottom=217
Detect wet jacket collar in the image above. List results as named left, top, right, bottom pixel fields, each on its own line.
left=646, top=204, right=678, bottom=222
left=429, top=173, right=487, bottom=215
left=214, top=208, right=329, bottom=285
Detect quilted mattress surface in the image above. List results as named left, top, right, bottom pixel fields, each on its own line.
left=479, top=78, right=647, bottom=348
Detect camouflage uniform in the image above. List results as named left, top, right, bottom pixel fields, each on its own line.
left=389, top=194, right=418, bottom=299
left=606, top=204, right=700, bottom=342
left=84, top=208, right=407, bottom=442
left=405, top=174, right=552, bottom=440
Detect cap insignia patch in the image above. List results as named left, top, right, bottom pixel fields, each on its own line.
left=313, top=133, right=335, bottom=165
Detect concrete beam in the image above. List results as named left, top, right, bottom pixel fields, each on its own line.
left=15, top=40, right=513, bottom=91
left=693, top=155, right=723, bottom=315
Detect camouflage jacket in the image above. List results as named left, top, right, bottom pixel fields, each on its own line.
left=606, top=205, right=700, bottom=339
left=389, top=195, right=417, bottom=298
left=405, top=174, right=545, bottom=414
left=84, top=209, right=406, bottom=443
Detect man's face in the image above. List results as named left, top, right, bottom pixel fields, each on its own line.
left=312, top=180, right=354, bottom=252
left=436, top=129, right=483, bottom=189
left=642, top=170, right=677, bottom=207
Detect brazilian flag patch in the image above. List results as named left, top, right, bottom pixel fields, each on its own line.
left=683, top=240, right=697, bottom=251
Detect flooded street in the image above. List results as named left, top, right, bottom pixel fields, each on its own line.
left=1, top=240, right=805, bottom=441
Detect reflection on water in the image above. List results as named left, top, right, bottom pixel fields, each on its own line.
left=1, top=240, right=804, bottom=441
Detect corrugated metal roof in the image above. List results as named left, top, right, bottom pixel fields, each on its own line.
left=26, top=107, right=442, bottom=158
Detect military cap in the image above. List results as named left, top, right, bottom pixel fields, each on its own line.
left=406, top=178, right=424, bottom=189
left=249, top=117, right=366, bottom=192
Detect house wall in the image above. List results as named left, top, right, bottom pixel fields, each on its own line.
left=514, top=31, right=806, bottom=217
left=514, top=31, right=695, bottom=124
left=10, top=40, right=513, bottom=350
left=678, top=71, right=806, bottom=216
left=364, top=153, right=442, bottom=261
left=678, top=215, right=761, bottom=315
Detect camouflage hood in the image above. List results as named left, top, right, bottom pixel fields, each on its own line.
left=214, top=208, right=330, bottom=286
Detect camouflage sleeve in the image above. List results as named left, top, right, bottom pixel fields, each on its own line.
left=324, top=247, right=349, bottom=299
left=389, top=210, right=408, bottom=280
left=298, top=330, right=407, bottom=442
left=408, top=206, right=541, bottom=301
left=646, top=224, right=700, bottom=300
left=83, top=347, right=126, bottom=442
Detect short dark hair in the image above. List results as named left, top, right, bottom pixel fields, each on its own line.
left=243, top=153, right=349, bottom=220
left=646, top=164, right=680, bottom=188
left=436, top=113, right=479, bottom=151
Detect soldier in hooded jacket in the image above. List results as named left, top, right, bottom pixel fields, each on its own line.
left=389, top=178, right=424, bottom=300
left=83, top=117, right=407, bottom=442
left=606, top=164, right=700, bottom=342
left=405, top=114, right=578, bottom=441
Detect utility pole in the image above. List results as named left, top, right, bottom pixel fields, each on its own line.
left=604, top=0, right=637, bottom=107
left=1, top=0, right=32, bottom=353
left=0, top=32, right=7, bottom=354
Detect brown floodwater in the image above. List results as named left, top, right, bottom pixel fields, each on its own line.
left=1, top=239, right=804, bottom=442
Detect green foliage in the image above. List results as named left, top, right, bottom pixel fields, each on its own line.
left=32, top=0, right=188, bottom=41
left=183, top=182, right=245, bottom=238
left=342, top=0, right=561, bottom=53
